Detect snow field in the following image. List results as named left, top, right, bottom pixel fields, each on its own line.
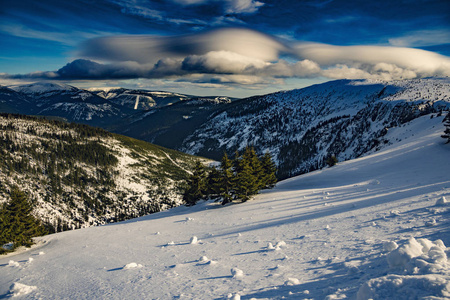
left=0, top=114, right=449, bottom=299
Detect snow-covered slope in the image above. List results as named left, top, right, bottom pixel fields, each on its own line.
left=1, top=114, right=449, bottom=299
left=0, top=114, right=204, bottom=230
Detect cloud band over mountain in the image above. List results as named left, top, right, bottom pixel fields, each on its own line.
left=3, top=28, right=450, bottom=85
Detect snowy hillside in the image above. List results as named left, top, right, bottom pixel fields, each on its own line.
left=180, top=78, right=450, bottom=179
left=1, top=114, right=449, bottom=299
left=0, top=114, right=204, bottom=230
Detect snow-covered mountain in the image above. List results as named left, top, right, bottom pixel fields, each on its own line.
left=1, top=113, right=449, bottom=299
left=0, top=114, right=204, bottom=230
left=179, top=78, right=450, bottom=179
left=5, top=82, right=128, bottom=126
left=1, top=82, right=233, bottom=127
left=90, top=87, right=190, bottom=110
left=90, top=87, right=233, bottom=110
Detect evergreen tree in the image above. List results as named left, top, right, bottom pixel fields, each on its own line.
left=219, top=153, right=235, bottom=205
left=260, top=152, right=277, bottom=189
left=442, top=112, right=450, bottom=144
left=234, top=157, right=258, bottom=202
left=183, top=161, right=207, bottom=206
left=232, top=150, right=243, bottom=174
left=206, top=167, right=221, bottom=198
left=243, top=146, right=264, bottom=190
left=0, top=188, right=47, bottom=253
left=326, top=155, right=338, bottom=167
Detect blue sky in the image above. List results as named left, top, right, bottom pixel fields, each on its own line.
left=1, top=0, right=449, bottom=97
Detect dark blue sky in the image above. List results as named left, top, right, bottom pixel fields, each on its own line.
left=1, top=0, right=449, bottom=97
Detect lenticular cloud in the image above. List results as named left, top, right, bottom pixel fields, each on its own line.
left=294, top=43, right=450, bottom=78
left=4, top=27, right=450, bottom=83
left=71, top=27, right=450, bottom=81
left=79, top=28, right=287, bottom=64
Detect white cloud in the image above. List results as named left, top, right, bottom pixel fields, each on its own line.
left=182, top=51, right=269, bottom=73
left=80, top=28, right=288, bottom=64
left=294, top=43, right=450, bottom=78
left=170, top=0, right=264, bottom=14
left=225, top=0, right=264, bottom=14
left=0, top=24, right=113, bottom=46
left=388, top=30, right=450, bottom=47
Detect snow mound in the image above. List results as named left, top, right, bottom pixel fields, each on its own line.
left=8, top=282, right=37, bottom=297
left=190, top=236, right=198, bottom=244
left=275, top=241, right=287, bottom=248
left=199, top=256, right=209, bottom=262
left=357, top=274, right=450, bottom=300
left=8, top=260, right=19, bottom=267
left=435, top=196, right=448, bottom=206
left=360, top=238, right=449, bottom=299
left=227, top=293, right=241, bottom=300
left=284, top=277, right=300, bottom=285
left=266, top=242, right=275, bottom=250
left=386, top=238, right=446, bottom=269
left=382, top=241, right=398, bottom=252
left=425, top=218, right=437, bottom=227
left=123, top=263, right=143, bottom=269
left=231, top=268, right=244, bottom=278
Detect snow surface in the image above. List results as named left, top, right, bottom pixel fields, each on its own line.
left=0, top=115, right=449, bottom=299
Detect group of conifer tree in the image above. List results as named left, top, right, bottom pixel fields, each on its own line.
left=183, top=146, right=277, bottom=206
left=0, top=188, right=47, bottom=254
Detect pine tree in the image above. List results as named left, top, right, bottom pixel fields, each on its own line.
left=260, top=151, right=277, bottom=188
left=442, top=112, right=450, bottom=144
left=243, top=146, right=264, bottom=190
left=326, top=155, right=338, bottom=167
left=183, top=161, right=207, bottom=206
left=232, top=150, right=243, bottom=174
left=234, top=156, right=258, bottom=202
left=206, top=167, right=221, bottom=198
left=219, top=153, right=235, bottom=205
left=0, top=188, right=47, bottom=253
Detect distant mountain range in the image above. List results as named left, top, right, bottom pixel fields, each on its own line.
left=1, top=78, right=449, bottom=179
left=0, top=82, right=233, bottom=127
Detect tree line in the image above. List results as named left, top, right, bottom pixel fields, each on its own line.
left=183, top=146, right=277, bottom=206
